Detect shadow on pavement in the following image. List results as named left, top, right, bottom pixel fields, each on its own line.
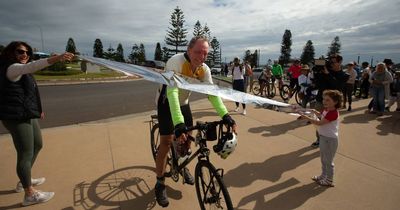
left=236, top=178, right=327, bottom=210
left=248, top=119, right=307, bottom=137
left=224, top=147, right=319, bottom=187
left=73, top=166, right=182, bottom=210
left=192, top=111, right=220, bottom=119
left=376, top=113, right=400, bottom=136
left=342, top=111, right=400, bottom=135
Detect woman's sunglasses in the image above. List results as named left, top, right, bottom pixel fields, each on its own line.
left=16, top=49, right=30, bottom=55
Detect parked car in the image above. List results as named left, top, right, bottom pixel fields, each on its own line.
left=144, top=60, right=165, bottom=69
left=211, top=65, right=222, bottom=75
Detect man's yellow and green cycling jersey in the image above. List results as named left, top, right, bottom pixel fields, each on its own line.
left=163, top=53, right=228, bottom=126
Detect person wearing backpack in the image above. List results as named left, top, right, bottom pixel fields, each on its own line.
left=232, top=57, right=247, bottom=115
left=244, top=61, right=253, bottom=92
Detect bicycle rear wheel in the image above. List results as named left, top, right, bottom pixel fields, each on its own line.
left=150, top=123, right=172, bottom=174
left=280, top=84, right=290, bottom=101
left=195, top=160, right=233, bottom=210
left=251, top=81, right=261, bottom=95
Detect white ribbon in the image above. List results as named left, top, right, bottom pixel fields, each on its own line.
left=79, top=56, right=290, bottom=107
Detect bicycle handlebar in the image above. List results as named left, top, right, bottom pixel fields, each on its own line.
left=185, top=120, right=224, bottom=132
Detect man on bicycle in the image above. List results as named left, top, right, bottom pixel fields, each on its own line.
left=154, top=36, right=237, bottom=207
left=288, top=59, right=302, bottom=97
left=272, top=60, right=284, bottom=89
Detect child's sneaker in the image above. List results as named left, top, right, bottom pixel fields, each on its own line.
left=317, top=178, right=335, bottom=187
left=311, top=175, right=324, bottom=182
left=16, top=178, right=46, bottom=193
left=22, top=190, right=54, bottom=206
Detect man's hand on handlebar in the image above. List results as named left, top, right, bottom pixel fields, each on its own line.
left=222, top=114, right=237, bottom=135
left=174, top=123, right=188, bottom=144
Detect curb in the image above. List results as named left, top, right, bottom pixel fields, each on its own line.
left=37, top=77, right=141, bottom=86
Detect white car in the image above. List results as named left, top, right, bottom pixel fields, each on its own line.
left=211, top=65, right=222, bottom=75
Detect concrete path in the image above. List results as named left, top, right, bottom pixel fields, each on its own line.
left=1, top=98, right=399, bottom=210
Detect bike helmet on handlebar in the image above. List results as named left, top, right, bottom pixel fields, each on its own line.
left=213, top=132, right=238, bottom=159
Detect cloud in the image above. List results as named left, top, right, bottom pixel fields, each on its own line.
left=0, top=0, right=399, bottom=64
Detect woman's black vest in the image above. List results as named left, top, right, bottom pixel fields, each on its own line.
left=0, top=61, right=42, bottom=120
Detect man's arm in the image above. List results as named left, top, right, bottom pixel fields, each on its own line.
left=166, top=87, right=184, bottom=126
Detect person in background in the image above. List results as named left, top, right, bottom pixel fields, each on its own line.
left=311, top=54, right=348, bottom=148
left=298, top=65, right=312, bottom=108
left=369, top=62, right=393, bottom=116
left=353, top=61, right=361, bottom=96
left=0, top=41, right=74, bottom=206
left=386, top=71, right=400, bottom=112
left=359, top=62, right=371, bottom=99
left=287, top=59, right=302, bottom=97
left=232, top=57, right=247, bottom=115
left=272, top=60, right=284, bottom=90
left=244, top=61, right=253, bottom=92
left=343, top=62, right=357, bottom=111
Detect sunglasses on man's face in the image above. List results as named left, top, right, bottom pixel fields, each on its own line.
left=16, top=49, right=29, bottom=55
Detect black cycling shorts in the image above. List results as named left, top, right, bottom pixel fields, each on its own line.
left=157, top=85, right=193, bottom=135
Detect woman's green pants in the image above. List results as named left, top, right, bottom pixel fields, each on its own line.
left=2, top=119, right=43, bottom=188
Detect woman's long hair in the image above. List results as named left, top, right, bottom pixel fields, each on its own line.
left=0, top=41, right=33, bottom=64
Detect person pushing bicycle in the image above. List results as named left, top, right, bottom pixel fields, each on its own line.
left=154, top=36, right=237, bottom=207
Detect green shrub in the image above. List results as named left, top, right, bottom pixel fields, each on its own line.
left=46, top=62, right=67, bottom=71
left=35, top=69, right=82, bottom=76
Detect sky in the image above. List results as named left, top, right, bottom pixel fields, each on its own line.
left=1, top=0, right=399, bottom=65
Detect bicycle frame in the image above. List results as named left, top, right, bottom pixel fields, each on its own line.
left=167, top=121, right=224, bottom=182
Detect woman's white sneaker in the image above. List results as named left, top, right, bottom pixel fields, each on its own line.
left=22, top=191, right=54, bottom=206
left=15, top=177, right=46, bottom=193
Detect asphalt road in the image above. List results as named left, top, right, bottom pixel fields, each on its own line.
left=0, top=80, right=211, bottom=134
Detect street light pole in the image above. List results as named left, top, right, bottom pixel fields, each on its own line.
left=39, top=26, right=44, bottom=52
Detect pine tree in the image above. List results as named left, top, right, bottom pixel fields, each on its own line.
left=244, top=50, right=252, bottom=63
left=300, top=40, right=315, bottom=64
left=327, top=36, right=341, bottom=57
left=203, top=24, right=211, bottom=41
left=93, top=39, right=104, bottom=58
left=0, top=45, right=5, bottom=55
left=115, top=43, right=124, bottom=62
left=252, top=50, right=258, bottom=67
left=193, top=20, right=203, bottom=37
left=161, top=47, right=170, bottom=62
left=154, top=42, right=162, bottom=61
left=129, top=44, right=139, bottom=64
left=104, top=44, right=116, bottom=60
left=279, top=29, right=292, bottom=66
left=138, top=43, right=146, bottom=63
left=210, top=37, right=221, bottom=66
left=66, top=38, right=77, bottom=54
left=165, top=6, right=188, bottom=55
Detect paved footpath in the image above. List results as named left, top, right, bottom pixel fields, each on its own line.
left=0, top=98, right=399, bottom=210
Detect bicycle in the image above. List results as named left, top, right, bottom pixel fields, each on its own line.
left=251, top=77, right=276, bottom=99
left=149, top=115, right=234, bottom=210
left=280, top=84, right=303, bottom=106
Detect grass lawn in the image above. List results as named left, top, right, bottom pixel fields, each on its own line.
left=213, top=75, right=232, bottom=83
left=34, top=62, right=126, bottom=80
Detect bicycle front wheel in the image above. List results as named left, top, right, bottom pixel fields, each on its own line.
left=195, top=160, right=233, bottom=210
left=280, top=84, right=290, bottom=101
left=266, top=82, right=276, bottom=99
left=295, top=90, right=302, bottom=106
